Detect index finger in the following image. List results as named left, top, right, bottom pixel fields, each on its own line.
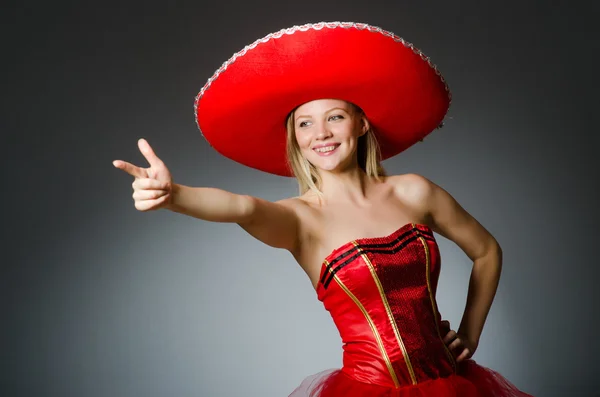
left=113, top=160, right=148, bottom=178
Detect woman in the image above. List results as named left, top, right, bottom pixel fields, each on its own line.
left=113, top=22, right=534, bottom=396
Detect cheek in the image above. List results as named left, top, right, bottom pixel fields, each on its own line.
left=295, top=132, right=311, bottom=150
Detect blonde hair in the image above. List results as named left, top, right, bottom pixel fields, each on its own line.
left=285, top=102, right=386, bottom=197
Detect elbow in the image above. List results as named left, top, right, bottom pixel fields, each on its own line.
left=237, top=195, right=256, bottom=224
left=482, top=238, right=502, bottom=266
left=493, top=239, right=502, bottom=257
left=492, top=240, right=503, bottom=269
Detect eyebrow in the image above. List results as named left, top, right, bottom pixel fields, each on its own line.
left=295, top=107, right=348, bottom=121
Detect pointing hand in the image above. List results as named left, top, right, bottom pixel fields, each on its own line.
left=113, top=138, right=173, bottom=211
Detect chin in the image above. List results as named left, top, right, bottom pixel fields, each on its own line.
left=307, top=157, right=337, bottom=170
left=314, top=162, right=346, bottom=173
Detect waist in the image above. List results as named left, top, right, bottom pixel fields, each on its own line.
left=341, top=342, right=456, bottom=388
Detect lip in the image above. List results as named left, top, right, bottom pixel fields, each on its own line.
left=312, top=143, right=340, bottom=156
left=312, top=143, right=340, bottom=149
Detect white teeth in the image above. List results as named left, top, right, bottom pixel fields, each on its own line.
left=314, top=145, right=338, bottom=153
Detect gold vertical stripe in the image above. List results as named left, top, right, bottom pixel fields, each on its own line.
left=323, top=259, right=401, bottom=388
left=415, top=224, right=457, bottom=371
left=354, top=242, right=418, bottom=386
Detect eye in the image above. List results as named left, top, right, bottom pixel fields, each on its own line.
left=298, top=120, right=310, bottom=128
left=329, top=114, right=343, bottom=121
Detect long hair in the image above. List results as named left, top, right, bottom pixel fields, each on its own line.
left=285, top=102, right=386, bottom=197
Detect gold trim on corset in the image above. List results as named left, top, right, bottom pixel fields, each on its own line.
left=415, top=224, right=458, bottom=371
left=323, top=258, right=401, bottom=388
left=354, top=242, right=418, bottom=386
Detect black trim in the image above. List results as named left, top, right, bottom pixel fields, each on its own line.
left=321, top=227, right=435, bottom=289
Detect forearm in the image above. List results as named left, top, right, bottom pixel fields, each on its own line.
left=166, top=183, right=251, bottom=223
left=457, top=245, right=502, bottom=343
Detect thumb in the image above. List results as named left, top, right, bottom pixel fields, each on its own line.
left=138, top=138, right=164, bottom=168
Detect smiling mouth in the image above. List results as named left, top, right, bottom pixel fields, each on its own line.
left=313, top=144, right=340, bottom=153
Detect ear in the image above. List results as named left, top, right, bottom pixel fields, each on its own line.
left=359, top=115, right=370, bottom=137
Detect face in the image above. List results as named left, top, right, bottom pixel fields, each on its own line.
left=293, top=99, right=368, bottom=173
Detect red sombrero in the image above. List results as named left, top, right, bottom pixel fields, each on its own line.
left=194, top=21, right=451, bottom=176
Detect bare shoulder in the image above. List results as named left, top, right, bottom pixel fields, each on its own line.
left=385, top=173, right=436, bottom=208
left=386, top=173, right=500, bottom=260
left=275, top=194, right=316, bottom=214
left=274, top=196, right=303, bottom=209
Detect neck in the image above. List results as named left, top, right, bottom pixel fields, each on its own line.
left=316, top=166, right=375, bottom=206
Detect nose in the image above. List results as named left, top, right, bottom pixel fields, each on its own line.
left=314, top=123, right=333, bottom=140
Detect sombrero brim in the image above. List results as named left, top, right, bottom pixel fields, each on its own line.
left=194, top=21, right=451, bottom=176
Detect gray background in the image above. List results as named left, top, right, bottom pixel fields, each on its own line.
left=3, top=1, right=598, bottom=396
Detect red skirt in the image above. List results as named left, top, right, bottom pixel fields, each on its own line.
left=288, top=359, right=534, bottom=397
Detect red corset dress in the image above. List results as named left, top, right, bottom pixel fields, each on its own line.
left=289, top=223, right=534, bottom=397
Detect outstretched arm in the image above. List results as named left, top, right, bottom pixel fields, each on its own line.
left=169, top=185, right=301, bottom=253
left=114, top=138, right=300, bottom=254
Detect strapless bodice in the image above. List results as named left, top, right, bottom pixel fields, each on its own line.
left=315, top=223, right=457, bottom=388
